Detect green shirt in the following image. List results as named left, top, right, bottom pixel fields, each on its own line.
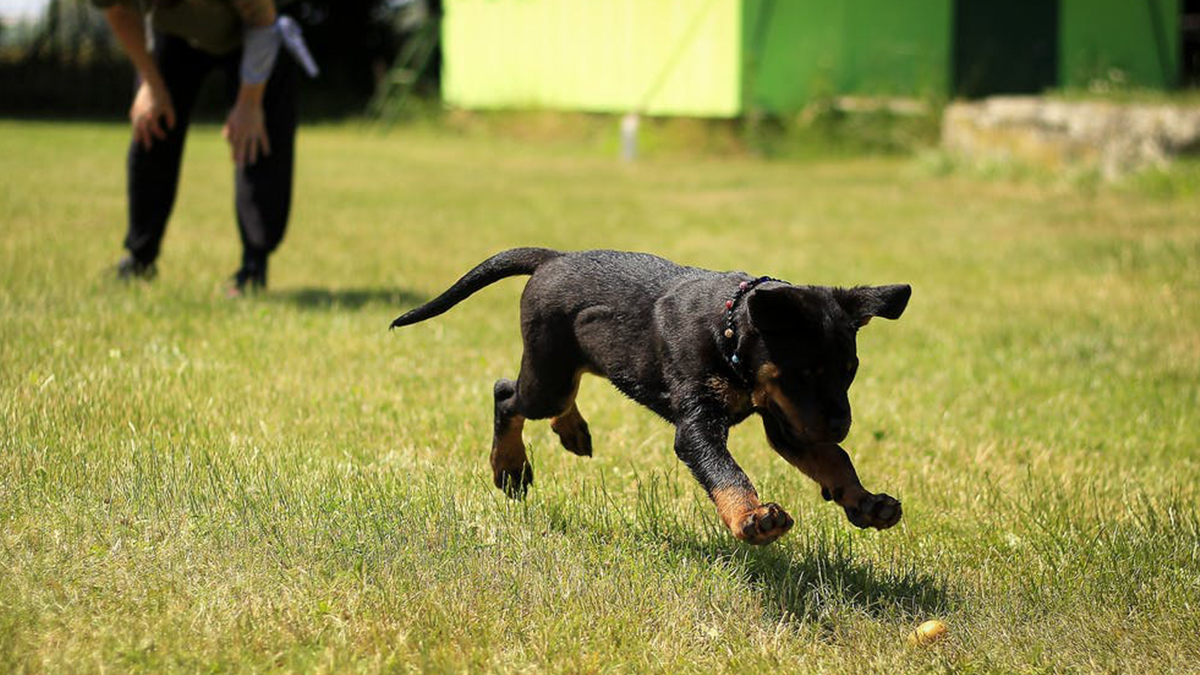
left=93, top=0, right=293, bottom=56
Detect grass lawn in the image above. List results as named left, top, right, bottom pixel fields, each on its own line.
left=2, top=119, right=1199, bottom=674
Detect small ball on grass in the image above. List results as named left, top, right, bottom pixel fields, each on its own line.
left=908, top=619, right=948, bottom=646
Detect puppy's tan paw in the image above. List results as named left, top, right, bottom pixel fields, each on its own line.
left=733, top=502, right=794, bottom=545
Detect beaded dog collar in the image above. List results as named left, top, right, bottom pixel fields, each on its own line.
left=720, top=275, right=782, bottom=385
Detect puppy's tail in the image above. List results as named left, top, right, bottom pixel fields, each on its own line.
left=390, top=247, right=563, bottom=328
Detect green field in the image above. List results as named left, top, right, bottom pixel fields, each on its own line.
left=2, top=120, right=1199, bottom=673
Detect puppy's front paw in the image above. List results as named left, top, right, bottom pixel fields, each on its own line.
left=493, top=462, right=534, bottom=499
left=733, top=502, right=794, bottom=545
left=843, top=492, right=901, bottom=530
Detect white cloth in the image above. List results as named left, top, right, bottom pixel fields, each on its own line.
left=240, top=15, right=319, bottom=85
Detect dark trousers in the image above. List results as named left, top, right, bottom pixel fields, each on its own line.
left=126, top=32, right=299, bottom=272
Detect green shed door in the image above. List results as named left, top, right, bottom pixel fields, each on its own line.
left=953, top=0, right=1060, bottom=97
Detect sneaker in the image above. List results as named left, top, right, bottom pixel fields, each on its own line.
left=115, top=255, right=157, bottom=281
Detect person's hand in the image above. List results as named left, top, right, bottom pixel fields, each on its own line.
left=130, top=80, right=176, bottom=149
left=223, top=97, right=270, bottom=167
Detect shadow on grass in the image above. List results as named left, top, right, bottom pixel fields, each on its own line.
left=740, top=540, right=948, bottom=621
left=664, top=529, right=950, bottom=622
left=576, top=473, right=950, bottom=622
left=270, top=287, right=427, bottom=312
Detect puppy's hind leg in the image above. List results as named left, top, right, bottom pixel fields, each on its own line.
left=492, top=347, right=588, bottom=497
left=491, top=378, right=532, bottom=497
left=549, top=305, right=627, bottom=458
left=550, top=371, right=592, bottom=457
left=517, top=315, right=593, bottom=459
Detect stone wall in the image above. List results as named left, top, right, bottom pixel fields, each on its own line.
left=942, top=97, right=1200, bottom=178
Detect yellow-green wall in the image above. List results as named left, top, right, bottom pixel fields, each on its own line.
left=443, top=0, right=743, bottom=117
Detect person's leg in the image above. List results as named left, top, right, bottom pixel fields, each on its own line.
left=227, top=46, right=300, bottom=290
left=123, top=33, right=211, bottom=270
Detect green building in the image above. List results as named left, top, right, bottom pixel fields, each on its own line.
left=442, top=0, right=1190, bottom=117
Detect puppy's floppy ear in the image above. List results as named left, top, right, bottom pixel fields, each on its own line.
left=748, top=286, right=821, bottom=335
left=834, top=284, right=911, bottom=326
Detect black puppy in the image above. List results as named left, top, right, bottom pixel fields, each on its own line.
left=391, top=248, right=910, bottom=544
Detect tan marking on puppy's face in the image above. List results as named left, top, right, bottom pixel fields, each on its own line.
left=751, top=363, right=807, bottom=438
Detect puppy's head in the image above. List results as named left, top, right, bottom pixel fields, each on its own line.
left=747, top=283, right=910, bottom=445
